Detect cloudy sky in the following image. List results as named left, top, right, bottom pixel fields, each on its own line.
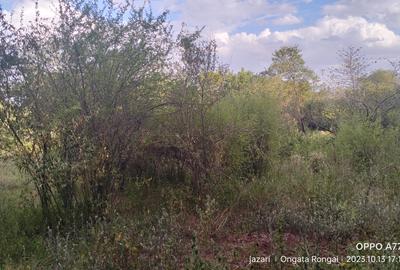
left=2, top=0, right=400, bottom=73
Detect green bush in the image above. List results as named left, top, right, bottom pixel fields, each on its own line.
left=209, top=91, right=281, bottom=177
left=335, top=118, right=385, bottom=171
left=0, top=191, right=45, bottom=267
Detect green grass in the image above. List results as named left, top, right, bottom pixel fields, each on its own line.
left=0, top=126, right=399, bottom=270
left=0, top=160, right=45, bottom=268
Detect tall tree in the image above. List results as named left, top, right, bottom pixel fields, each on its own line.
left=0, top=0, right=173, bottom=224
left=265, top=46, right=315, bottom=82
left=331, top=46, right=370, bottom=94
left=331, top=47, right=400, bottom=123
left=265, top=46, right=316, bottom=132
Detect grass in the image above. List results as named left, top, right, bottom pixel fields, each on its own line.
left=0, top=160, right=45, bottom=269
left=1, top=126, right=400, bottom=270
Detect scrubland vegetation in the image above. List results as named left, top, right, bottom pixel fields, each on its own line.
left=0, top=1, right=400, bottom=269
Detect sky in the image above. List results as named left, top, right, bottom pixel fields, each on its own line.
left=2, top=0, right=400, bottom=73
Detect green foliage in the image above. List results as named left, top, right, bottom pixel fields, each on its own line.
left=1, top=1, right=400, bottom=269
left=335, top=118, right=386, bottom=171
left=0, top=162, right=45, bottom=267
left=0, top=0, right=173, bottom=224
left=265, top=46, right=315, bottom=82
left=39, top=208, right=183, bottom=270
left=184, top=236, right=227, bottom=270
left=303, top=91, right=337, bottom=132
left=210, top=90, right=281, bottom=177
left=0, top=197, right=45, bottom=267
left=360, top=70, right=400, bottom=124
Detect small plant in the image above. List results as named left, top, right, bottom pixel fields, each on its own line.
left=197, top=195, right=218, bottom=237
left=184, top=236, right=227, bottom=270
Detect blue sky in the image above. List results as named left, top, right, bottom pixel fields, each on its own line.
left=2, top=0, right=400, bottom=73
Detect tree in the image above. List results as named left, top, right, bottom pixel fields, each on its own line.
left=331, top=46, right=369, bottom=92
left=0, top=0, right=173, bottom=224
left=160, top=29, right=227, bottom=192
left=360, top=70, right=400, bottom=125
left=264, top=46, right=316, bottom=133
left=265, top=46, right=315, bottom=82
left=331, top=47, right=400, bottom=123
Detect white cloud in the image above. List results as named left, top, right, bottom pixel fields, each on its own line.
left=323, top=0, right=400, bottom=31
left=169, top=0, right=296, bottom=33
left=272, top=14, right=302, bottom=25
left=5, top=0, right=400, bottom=73
left=214, top=16, right=400, bottom=72
left=273, top=17, right=399, bottom=47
